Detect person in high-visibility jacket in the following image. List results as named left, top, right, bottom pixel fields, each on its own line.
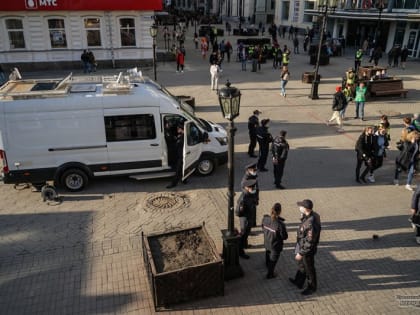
left=354, top=48, right=363, bottom=72
left=282, top=45, right=291, bottom=67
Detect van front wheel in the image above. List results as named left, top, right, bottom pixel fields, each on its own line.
left=61, top=168, right=88, bottom=192
left=197, top=158, right=215, bottom=176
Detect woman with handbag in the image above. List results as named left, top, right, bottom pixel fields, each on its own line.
left=410, top=185, right=420, bottom=245
left=394, top=131, right=420, bottom=190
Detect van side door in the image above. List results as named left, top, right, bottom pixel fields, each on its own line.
left=104, top=107, right=163, bottom=175
left=182, top=121, right=203, bottom=180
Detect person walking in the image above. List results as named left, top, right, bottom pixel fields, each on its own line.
left=327, top=86, right=347, bottom=132
left=354, top=82, right=367, bottom=120
left=280, top=66, right=290, bottom=97
left=409, top=185, right=420, bottom=245
left=355, top=126, right=375, bottom=183
left=257, top=119, right=273, bottom=172
left=368, top=124, right=389, bottom=183
left=271, top=130, right=289, bottom=189
left=400, top=45, right=409, bottom=69
left=166, top=124, right=185, bottom=188
left=81, top=50, right=91, bottom=73
left=293, top=36, right=299, bottom=54
left=176, top=48, right=185, bottom=73
left=248, top=110, right=261, bottom=158
left=209, top=62, right=220, bottom=91
left=262, top=203, right=288, bottom=279
left=235, top=179, right=258, bottom=259
left=394, top=131, right=420, bottom=191
left=289, top=199, right=321, bottom=295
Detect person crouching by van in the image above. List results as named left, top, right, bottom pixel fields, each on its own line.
left=167, top=124, right=185, bottom=189
left=262, top=202, right=288, bottom=279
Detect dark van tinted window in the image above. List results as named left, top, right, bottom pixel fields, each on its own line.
left=105, top=114, right=156, bottom=141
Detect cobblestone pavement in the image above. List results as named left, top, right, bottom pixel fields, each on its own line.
left=1, top=25, right=420, bottom=314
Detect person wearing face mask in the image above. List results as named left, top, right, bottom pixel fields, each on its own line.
left=241, top=163, right=259, bottom=228
left=235, top=179, right=258, bottom=259
left=289, top=199, right=321, bottom=296
left=271, top=130, right=289, bottom=189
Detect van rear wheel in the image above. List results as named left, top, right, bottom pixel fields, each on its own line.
left=61, top=168, right=88, bottom=192
left=197, top=158, right=215, bottom=176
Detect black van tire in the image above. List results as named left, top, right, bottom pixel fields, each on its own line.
left=60, top=168, right=88, bottom=192
left=196, top=158, right=215, bottom=176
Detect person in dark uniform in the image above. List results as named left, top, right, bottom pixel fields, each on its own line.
left=241, top=162, right=259, bottom=229
left=262, top=202, right=288, bottom=279
left=166, top=124, right=185, bottom=188
left=164, top=120, right=178, bottom=169
left=271, top=130, right=289, bottom=189
left=257, top=119, right=273, bottom=172
left=355, top=126, right=375, bottom=183
left=235, top=179, right=258, bottom=259
left=289, top=199, right=321, bottom=295
left=248, top=110, right=261, bottom=157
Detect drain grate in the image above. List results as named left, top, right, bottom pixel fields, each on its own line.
left=143, top=192, right=191, bottom=212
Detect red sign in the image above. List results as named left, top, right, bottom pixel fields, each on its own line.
left=1, top=0, right=162, bottom=11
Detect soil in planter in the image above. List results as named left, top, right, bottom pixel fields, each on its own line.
left=149, top=229, right=215, bottom=273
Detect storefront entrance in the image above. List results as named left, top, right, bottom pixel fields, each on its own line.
left=407, top=29, right=419, bottom=58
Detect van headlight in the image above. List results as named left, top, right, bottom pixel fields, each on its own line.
left=215, top=137, right=228, bottom=145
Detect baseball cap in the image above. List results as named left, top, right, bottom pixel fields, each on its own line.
left=245, top=162, right=257, bottom=170
left=297, top=199, right=313, bottom=210
left=336, top=86, right=342, bottom=92
left=253, top=110, right=262, bottom=115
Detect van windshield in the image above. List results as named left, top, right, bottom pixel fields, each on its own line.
left=143, top=78, right=207, bottom=130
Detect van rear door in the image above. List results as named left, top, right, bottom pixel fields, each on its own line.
left=104, top=107, right=163, bottom=175
left=182, top=121, right=203, bottom=180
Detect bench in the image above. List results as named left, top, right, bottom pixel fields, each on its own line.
left=368, top=78, right=408, bottom=98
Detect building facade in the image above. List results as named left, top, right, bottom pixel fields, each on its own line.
left=0, top=0, right=162, bottom=71
left=275, top=0, right=420, bottom=58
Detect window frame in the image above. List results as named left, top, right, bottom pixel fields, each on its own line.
left=84, top=17, right=102, bottom=48
left=119, top=17, right=137, bottom=47
left=5, top=18, right=26, bottom=50
left=47, top=17, right=68, bottom=49
left=104, top=114, right=157, bottom=142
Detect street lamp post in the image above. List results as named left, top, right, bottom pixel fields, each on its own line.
left=309, top=0, right=336, bottom=100
left=149, top=24, right=158, bottom=81
left=374, top=0, right=385, bottom=47
left=218, top=80, right=244, bottom=281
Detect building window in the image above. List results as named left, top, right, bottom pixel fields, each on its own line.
left=84, top=18, right=102, bottom=47
left=303, top=1, right=315, bottom=23
left=119, top=18, right=136, bottom=47
left=282, top=1, right=290, bottom=20
left=105, top=115, right=156, bottom=142
left=48, top=19, right=67, bottom=48
left=6, top=19, right=25, bottom=49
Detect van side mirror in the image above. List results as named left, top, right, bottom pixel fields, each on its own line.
left=202, top=132, right=209, bottom=143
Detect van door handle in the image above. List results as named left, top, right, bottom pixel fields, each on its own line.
left=186, top=151, right=191, bottom=155
left=150, top=143, right=159, bottom=146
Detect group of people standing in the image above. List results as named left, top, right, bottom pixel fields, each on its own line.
left=80, top=50, right=96, bottom=73
left=237, top=160, right=321, bottom=295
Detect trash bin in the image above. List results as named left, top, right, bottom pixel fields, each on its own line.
left=301, top=72, right=321, bottom=83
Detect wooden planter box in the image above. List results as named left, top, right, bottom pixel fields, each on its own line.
left=302, top=72, right=321, bottom=83
left=142, top=225, right=224, bottom=310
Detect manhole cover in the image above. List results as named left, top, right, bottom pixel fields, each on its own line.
left=144, top=193, right=191, bottom=212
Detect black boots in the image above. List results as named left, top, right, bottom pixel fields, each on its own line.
left=289, top=270, right=305, bottom=289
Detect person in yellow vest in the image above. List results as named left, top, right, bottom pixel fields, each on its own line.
left=345, top=68, right=356, bottom=97
left=282, top=45, right=291, bottom=67
left=355, top=48, right=363, bottom=72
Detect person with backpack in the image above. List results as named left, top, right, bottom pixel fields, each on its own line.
left=326, top=86, right=347, bottom=132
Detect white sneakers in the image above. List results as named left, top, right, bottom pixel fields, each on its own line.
left=368, top=174, right=375, bottom=183
left=405, top=184, right=414, bottom=191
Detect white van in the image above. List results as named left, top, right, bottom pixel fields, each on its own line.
left=0, top=72, right=227, bottom=191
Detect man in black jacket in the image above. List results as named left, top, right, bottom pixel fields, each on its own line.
left=236, top=179, right=258, bottom=259
left=241, top=163, right=259, bottom=228
left=262, top=203, right=288, bottom=279
left=327, top=86, right=347, bottom=132
left=257, top=119, right=273, bottom=171
left=271, top=130, right=289, bottom=189
left=355, top=126, right=374, bottom=183
left=248, top=110, right=261, bottom=157
left=289, top=199, right=321, bottom=295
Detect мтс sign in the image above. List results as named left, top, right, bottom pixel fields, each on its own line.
left=25, top=0, right=58, bottom=9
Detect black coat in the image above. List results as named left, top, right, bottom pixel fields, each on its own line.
left=355, top=132, right=374, bottom=158
left=248, top=115, right=259, bottom=135
left=296, top=211, right=321, bottom=256
left=235, top=191, right=257, bottom=218
left=262, top=215, right=288, bottom=253
left=256, top=126, right=272, bottom=149
left=332, top=91, right=347, bottom=111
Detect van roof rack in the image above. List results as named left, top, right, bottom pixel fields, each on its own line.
left=0, top=70, right=142, bottom=100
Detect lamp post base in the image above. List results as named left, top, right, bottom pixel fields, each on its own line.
left=309, top=80, right=320, bottom=99
left=221, top=230, right=243, bottom=281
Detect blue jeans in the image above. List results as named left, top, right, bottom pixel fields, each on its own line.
left=395, top=163, right=415, bottom=185
left=355, top=101, right=365, bottom=118
left=281, top=79, right=288, bottom=95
